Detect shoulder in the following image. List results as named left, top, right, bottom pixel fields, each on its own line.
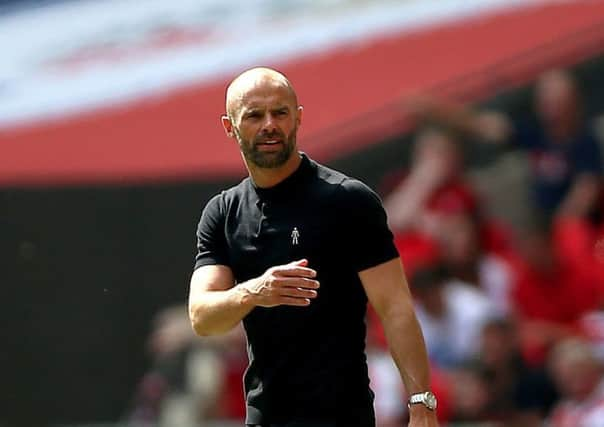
left=570, top=126, right=603, bottom=170
left=309, top=159, right=378, bottom=199
left=310, top=158, right=349, bottom=186
left=304, top=159, right=384, bottom=214
left=205, top=177, right=252, bottom=211
left=308, top=158, right=376, bottom=200
left=337, top=177, right=384, bottom=209
left=577, top=126, right=602, bottom=148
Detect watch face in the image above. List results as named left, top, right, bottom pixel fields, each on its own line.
left=425, top=392, right=437, bottom=410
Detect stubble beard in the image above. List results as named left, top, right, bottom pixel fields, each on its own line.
left=236, top=127, right=297, bottom=169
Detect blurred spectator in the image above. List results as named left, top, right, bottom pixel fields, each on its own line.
left=383, top=127, right=476, bottom=235
left=366, top=310, right=452, bottom=426
left=128, top=305, right=246, bottom=427
left=507, top=218, right=603, bottom=364
left=407, top=68, right=603, bottom=224
left=382, top=128, right=476, bottom=275
left=547, top=338, right=604, bottom=427
left=411, top=264, right=495, bottom=368
left=436, top=212, right=514, bottom=315
left=479, top=318, right=558, bottom=425
left=382, top=127, right=512, bottom=278
left=446, top=362, right=494, bottom=424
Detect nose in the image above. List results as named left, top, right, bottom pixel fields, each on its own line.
left=261, top=113, right=278, bottom=133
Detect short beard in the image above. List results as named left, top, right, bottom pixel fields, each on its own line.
left=236, top=127, right=297, bottom=169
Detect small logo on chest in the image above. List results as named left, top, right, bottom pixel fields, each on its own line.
left=291, top=227, right=300, bottom=245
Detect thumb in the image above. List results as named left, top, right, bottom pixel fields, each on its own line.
left=289, top=258, right=308, bottom=267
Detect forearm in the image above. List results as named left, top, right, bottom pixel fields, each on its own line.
left=556, top=174, right=600, bottom=218
left=408, top=94, right=477, bottom=134
left=384, top=177, right=434, bottom=232
left=189, top=283, right=254, bottom=336
left=407, top=95, right=509, bottom=143
left=383, top=304, right=438, bottom=423
left=382, top=302, right=431, bottom=395
left=189, top=260, right=318, bottom=337
left=361, top=259, right=437, bottom=424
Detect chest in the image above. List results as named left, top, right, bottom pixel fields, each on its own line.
left=224, top=196, right=339, bottom=281
left=529, top=147, right=574, bottom=182
left=527, top=130, right=591, bottom=184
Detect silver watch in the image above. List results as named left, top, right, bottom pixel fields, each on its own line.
left=407, top=391, right=437, bottom=411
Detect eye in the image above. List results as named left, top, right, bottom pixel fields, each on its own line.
left=275, top=109, right=288, bottom=116
left=245, top=111, right=262, bottom=120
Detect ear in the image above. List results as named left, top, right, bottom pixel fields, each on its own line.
left=296, top=105, right=304, bottom=127
left=221, top=115, right=235, bottom=138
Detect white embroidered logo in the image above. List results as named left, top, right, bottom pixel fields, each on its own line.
left=291, top=227, right=300, bottom=245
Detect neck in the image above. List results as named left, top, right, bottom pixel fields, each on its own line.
left=246, top=151, right=302, bottom=188
left=548, top=113, right=580, bottom=142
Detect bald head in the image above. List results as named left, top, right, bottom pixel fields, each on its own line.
left=535, top=68, right=580, bottom=125
left=226, top=67, right=298, bottom=121
left=221, top=67, right=303, bottom=171
left=537, top=69, right=576, bottom=95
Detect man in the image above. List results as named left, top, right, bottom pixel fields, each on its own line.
left=407, top=69, right=603, bottom=223
left=410, top=264, right=495, bottom=368
left=188, top=67, right=438, bottom=427
left=547, top=338, right=604, bottom=426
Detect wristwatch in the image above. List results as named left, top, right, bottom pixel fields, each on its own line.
left=407, top=391, right=437, bottom=411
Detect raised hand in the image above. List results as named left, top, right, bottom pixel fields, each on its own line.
left=241, top=259, right=320, bottom=307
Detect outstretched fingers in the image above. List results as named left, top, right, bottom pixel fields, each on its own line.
left=255, top=260, right=321, bottom=307
left=276, top=296, right=311, bottom=306
left=274, top=264, right=317, bottom=279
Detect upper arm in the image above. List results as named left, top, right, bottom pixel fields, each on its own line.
left=560, top=135, right=603, bottom=214
left=190, top=264, right=235, bottom=296
left=338, top=179, right=399, bottom=272
left=195, top=193, right=230, bottom=270
left=188, top=264, right=236, bottom=324
left=574, top=133, right=603, bottom=174
left=359, top=258, right=414, bottom=319
left=189, top=193, right=235, bottom=307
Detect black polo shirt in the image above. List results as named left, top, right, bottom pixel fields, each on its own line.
left=194, top=153, right=399, bottom=426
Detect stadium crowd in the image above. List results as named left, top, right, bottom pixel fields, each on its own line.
left=128, top=68, right=604, bottom=427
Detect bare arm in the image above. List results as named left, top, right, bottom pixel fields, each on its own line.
left=188, top=259, right=320, bottom=336
left=188, top=264, right=252, bottom=336
left=360, top=258, right=438, bottom=426
left=406, top=94, right=512, bottom=143
left=383, top=168, right=439, bottom=233
left=383, top=147, right=454, bottom=232
left=556, top=173, right=602, bottom=218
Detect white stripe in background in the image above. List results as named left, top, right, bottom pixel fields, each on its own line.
left=0, top=0, right=537, bottom=128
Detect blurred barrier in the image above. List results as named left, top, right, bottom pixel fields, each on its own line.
left=4, top=1, right=604, bottom=187
left=312, top=13, right=604, bottom=158
left=54, top=422, right=504, bottom=427
left=54, top=423, right=243, bottom=427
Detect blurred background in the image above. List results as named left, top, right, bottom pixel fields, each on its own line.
left=2, top=0, right=604, bottom=426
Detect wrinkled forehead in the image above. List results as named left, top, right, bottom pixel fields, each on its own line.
left=226, top=75, right=297, bottom=118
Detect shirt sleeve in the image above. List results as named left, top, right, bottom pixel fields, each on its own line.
left=573, top=132, right=603, bottom=175
left=338, top=178, right=400, bottom=272
left=194, top=192, right=230, bottom=271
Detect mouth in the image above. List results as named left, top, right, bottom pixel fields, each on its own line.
left=256, top=139, right=284, bottom=151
